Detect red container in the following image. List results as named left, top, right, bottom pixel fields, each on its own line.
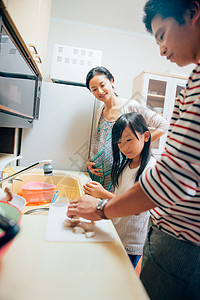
left=21, top=181, right=56, bottom=206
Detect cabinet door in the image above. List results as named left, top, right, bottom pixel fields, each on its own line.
left=143, top=74, right=170, bottom=154
left=144, top=73, right=168, bottom=117
left=164, top=78, right=187, bottom=121
left=4, top=0, right=52, bottom=75
left=2, top=0, right=8, bottom=6
left=133, top=72, right=187, bottom=155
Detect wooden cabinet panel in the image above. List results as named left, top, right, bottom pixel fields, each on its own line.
left=132, top=71, right=187, bottom=154
left=4, top=0, right=52, bottom=75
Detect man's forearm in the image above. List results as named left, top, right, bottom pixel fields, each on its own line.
left=104, top=181, right=156, bottom=218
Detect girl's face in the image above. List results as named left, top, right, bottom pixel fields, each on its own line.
left=89, top=74, right=114, bottom=103
left=117, top=125, right=150, bottom=162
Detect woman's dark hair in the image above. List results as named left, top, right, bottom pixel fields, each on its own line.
left=143, top=0, right=200, bottom=33
left=111, top=112, right=151, bottom=187
left=86, top=66, right=114, bottom=90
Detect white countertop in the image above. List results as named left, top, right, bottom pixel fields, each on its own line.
left=0, top=215, right=149, bottom=300
left=0, top=168, right=149, bottom=299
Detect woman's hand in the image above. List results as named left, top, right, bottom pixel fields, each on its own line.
left=83, top=181, right=106, bottom=198
left=87, top=158, right=103, bottom=177
left=67, top=195, right=102, bottom=221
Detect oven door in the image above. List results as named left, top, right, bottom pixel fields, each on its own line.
left=0, top=14, right=41, bottom=128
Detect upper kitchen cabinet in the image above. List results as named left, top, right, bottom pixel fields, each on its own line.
left=2, top=0, right=52, bottom=76
left=132, top=71, right=187, bottom=154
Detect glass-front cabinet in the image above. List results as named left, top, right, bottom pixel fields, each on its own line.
left=132, top=72, right=187, bottom=154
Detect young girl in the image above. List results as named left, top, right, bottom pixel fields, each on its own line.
left=86, top=66, right=168, bottom=192
left=83, top=112, right=156, bottom=268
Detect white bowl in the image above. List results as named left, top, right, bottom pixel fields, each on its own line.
left=10, top=194, right=26, bottom=211
left=153, top=107, right=163, bottom=114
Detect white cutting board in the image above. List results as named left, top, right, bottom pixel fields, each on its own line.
left=45, top=203, right=115, bottom=242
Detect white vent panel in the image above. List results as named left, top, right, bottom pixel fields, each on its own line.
left=50, top=44, right=102, bottom=85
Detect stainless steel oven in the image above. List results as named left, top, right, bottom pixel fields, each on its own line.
left=0, top=11, right=42, bottom=128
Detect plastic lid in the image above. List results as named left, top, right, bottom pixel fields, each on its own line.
left=21, top=181, right=56, bottom=191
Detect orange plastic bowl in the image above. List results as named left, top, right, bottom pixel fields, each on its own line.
left=20, top=181, right=56, bottom=205
left=0, top=201, right=22, bottom=259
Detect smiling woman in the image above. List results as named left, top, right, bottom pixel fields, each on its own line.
left=85, top=66, right=169, bottom=192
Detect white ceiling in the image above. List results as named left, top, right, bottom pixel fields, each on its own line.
left=51, top=0, right=148, bottom=34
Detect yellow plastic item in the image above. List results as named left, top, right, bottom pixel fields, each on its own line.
left=13, top=173, right=83, bottom=203
left=3, top=166, right=16, bottom=176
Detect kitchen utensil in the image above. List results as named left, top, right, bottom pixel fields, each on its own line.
left=0, top=201, right=21, bottom=258
left=153, top=107, right=163, bottom=114
left=10, top=194, right=26, bottom=211
left=51, top=190, right=59, bottom=204
left=24, top=207, right=49, bottom=215
left=24, top=190, right=59, bottom=215
left=20, top=181, right=56, bottom=205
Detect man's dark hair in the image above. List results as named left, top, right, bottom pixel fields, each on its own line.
left=143, top=0, right=200, bottom=33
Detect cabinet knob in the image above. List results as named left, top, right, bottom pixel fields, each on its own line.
left=28, top=44, right=42, bottom=64
left=29, top=44, right=38, bottom=55
left=35, top=55, right=42, bottom=64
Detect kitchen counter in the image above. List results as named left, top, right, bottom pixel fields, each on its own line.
left=0, top=215, right=149, bottom=300
left=0, top=168, right=149, bottom=299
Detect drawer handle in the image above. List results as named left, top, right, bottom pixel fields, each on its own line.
left=35, top=55, right=42, bottom=64
left=29, top=44, right=38, bottom=54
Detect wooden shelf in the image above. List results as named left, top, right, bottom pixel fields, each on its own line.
left=147, top=93, right=165, bottom=99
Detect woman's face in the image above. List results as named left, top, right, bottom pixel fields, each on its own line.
left=117, top=125, right=149, bottom=162
left=89, top=74, right=114, bottom=103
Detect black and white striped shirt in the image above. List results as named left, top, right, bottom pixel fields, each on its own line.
left=140, top=61, right=200, bottom=245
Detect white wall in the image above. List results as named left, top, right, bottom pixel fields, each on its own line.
left=44, top=17, right=194, bottom=99
left=21, top=82, right=95, bottom=171
left=21, top=1, right=195, bottom=170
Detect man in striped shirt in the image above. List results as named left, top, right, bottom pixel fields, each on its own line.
left=68, top=0, right=200, bottom=298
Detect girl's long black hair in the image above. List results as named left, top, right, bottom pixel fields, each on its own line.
left=111, top=112, right=151, bottom=187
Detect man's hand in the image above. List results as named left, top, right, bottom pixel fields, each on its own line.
left=67, top=195, right=102, bottom=221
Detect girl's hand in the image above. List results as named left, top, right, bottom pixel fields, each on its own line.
left=83, top=181, right=114, bottom=200
left=83, top=181, right=107, bottom=198
left=87, top=158, right=103, bottom=177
